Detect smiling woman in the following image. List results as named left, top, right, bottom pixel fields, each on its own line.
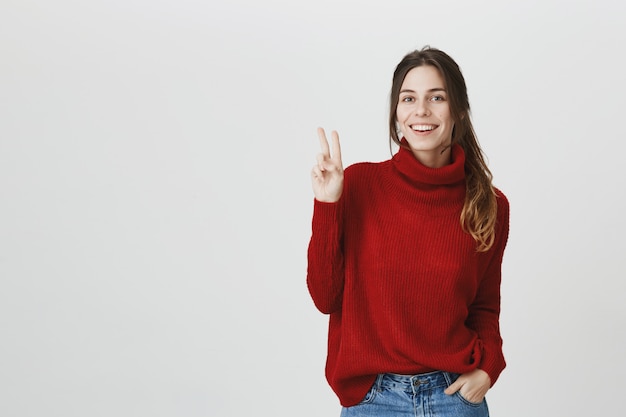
left=396, top=66, right=455, bottom=168
left=389, top=48, right=498, bottom=252
left=307, top=46, right=509, bottom=417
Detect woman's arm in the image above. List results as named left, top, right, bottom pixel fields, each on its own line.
left=307, top=128, right=346, bottom=314
left=466, top=190, right=510, bottom=386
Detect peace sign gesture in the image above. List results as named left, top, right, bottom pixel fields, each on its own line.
left=311, top=127, right=344, bottom=203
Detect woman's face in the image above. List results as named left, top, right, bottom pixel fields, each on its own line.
left=396, top=65, right=455, bottom=168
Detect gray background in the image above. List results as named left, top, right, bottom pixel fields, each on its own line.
left=1, top=0, right=624, bottom=416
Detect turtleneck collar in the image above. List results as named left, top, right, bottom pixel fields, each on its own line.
left=392, top=140, right=466, bottom=186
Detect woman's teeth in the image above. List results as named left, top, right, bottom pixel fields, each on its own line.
left=411, top=124, right=436, bottom=132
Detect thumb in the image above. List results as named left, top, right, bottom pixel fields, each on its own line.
left=444, top=378, right=463, bottom=396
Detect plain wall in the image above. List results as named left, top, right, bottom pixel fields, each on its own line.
left=1, top=0, right=624, bottom=416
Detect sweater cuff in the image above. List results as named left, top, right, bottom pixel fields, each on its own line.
left=312, top=198, right=341, bottom=228
left=479, top=348, right=506, bottom=387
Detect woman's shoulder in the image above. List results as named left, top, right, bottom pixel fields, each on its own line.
left=344, top=159, right=392, bottom=177
left=343, top=160, right=392, bottom=195
left=494, top=187, right=509, bottom=211
left=494, top=187, right=508, bottom=204
left=493, top=187, right=510, bottom=233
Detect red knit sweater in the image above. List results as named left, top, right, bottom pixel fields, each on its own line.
left=307, top=143, right=509, bottom=407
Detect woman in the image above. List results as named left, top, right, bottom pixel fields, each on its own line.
left=307, top=46, right=510, bottom=417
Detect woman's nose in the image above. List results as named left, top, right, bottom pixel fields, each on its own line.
left=414, top=100, right=430, bottom=116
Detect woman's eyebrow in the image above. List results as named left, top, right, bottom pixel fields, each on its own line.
left=400, top=87, right=447, bottom=94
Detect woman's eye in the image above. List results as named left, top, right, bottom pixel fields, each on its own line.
left=401, top=96, right=414, bottom=102
left=430, top=95, right=445, bottom=102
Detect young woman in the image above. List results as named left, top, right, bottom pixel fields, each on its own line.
left=307, top=47, right=510, bottom=417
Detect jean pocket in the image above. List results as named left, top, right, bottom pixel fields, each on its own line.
left=455, top=391, right=485, bottom=407
left=357, top=378, right=380, bottom=405
left=443, top=372, right=484, bottom=407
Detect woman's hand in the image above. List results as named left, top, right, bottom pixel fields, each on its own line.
left=311, top=127, right=344, bottom=203
left=444, top=369, right=491, bottom=404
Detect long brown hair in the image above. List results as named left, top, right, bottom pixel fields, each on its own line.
left=389, top=46, right=497, bottom=252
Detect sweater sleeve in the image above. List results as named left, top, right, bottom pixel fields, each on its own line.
left=306, top=198, right=345, bottom=314
left=466, top=190, right=510, bottom=386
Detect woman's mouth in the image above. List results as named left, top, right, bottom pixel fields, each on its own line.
left=410, top=124, right=438, bottom=132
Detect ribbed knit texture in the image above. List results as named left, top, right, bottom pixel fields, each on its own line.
left=307, top=144, right=509, bottom=407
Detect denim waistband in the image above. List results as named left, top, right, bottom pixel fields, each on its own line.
left=375, top=371, right=456, bottom=392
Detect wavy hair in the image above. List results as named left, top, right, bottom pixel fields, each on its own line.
left=389, top=46, right=497, bottom=251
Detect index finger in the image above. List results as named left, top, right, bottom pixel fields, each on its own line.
left=317, top=127, right=330, bottom=157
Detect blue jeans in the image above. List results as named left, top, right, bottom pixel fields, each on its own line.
left=340, top=371, right=489, bottom=417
